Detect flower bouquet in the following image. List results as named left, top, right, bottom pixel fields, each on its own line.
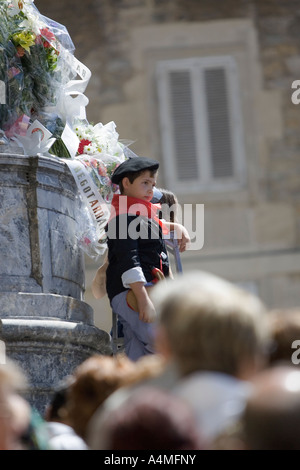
left=74, top=120, right=127, bottom=202
left=0, top=0, right=131, bottom=259
left=68, top=119, right=131, bottom=259
left=0, top=0, right=75, bottom=154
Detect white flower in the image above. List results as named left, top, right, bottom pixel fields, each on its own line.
left=73, top=119, right=126, bottom=160
left=7, top=1, right=44, bottom=35
left=12, top=0, right=34, bottom=8
left=19, top=14, right=44, bottom=35
left=92, top=121, right=123, bottom=157
left=83, top=143, right=98, bottom=155
left=8, top=0, right=33, bottom=14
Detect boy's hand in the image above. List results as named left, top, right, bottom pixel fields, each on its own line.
left=129, top=282, right=156, bottom=323
left=138, top=296, right=156, bottom=323
left=173, top=223, right=191, bottom=252
left=164, top=222, right=191, bottom=252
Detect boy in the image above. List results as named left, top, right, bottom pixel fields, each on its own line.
left=105, top=157, right=170, bottom=360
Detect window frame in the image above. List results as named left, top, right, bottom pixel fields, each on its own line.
left=156, top=55, right=247, bottom=193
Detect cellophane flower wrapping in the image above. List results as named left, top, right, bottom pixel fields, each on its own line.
left=72, top=120, right=129, bottom=260
left=0, top=0, right=75, bottom=151
left=74, top=120, right=125, bottom=202
left=0, top=0, right=129, bottom=260
left=74, top=194, right=108, bottom=261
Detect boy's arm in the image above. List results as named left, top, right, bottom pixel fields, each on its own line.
left=129, top=281, right=156, bottom=323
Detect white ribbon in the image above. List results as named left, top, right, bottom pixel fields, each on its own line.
left=64, top=54, right=92, bottom=95
left=44, top=51, right=92, bottom=153
left=63, top=158, right=111, bottom=245
left=12, top=119, right=56, bottom=156
left=45, top=52, right=91, bottom=123
left=60, top=122, right=80, bottom=159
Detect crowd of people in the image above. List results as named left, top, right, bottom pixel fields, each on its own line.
left=1, top=269, right=300, bottom=450
left=0, top=158, right=299, bottom=450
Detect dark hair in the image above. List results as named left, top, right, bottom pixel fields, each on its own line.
left=46, top=377, right=73, bottom=421
left=100, top=387, right=202, bottom=450
left=119, top=169, right=157, bottom=194
left=47, top=388, right=68, bottom=421
left=157, top=188, right=178, bottom=223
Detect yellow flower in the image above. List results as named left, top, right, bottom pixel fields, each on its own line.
left=12, top=31, right=36, bottom=53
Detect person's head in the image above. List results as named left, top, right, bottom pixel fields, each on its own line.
left=151, top=271, right=269, bottom=378
left=65, top=354, right=144, bottom=440
left=44, top=377, right=74, bottom=423
left=111, top=157, right=159, bottom=200
left=119, top=169, right=158, bottom=201
left=156, top=188, right=179, bottom=223
left=266, top=308, right=300, bottom=366
left=243, top=365, right=300, bottom=449
left=89, top=386, right=202, bottom=450
left=0, top=359, right=29, bottom=450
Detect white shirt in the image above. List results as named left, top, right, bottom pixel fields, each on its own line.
left=45, top=422, right=88, bottom=450
left=172, top=371, right=252, bottom=443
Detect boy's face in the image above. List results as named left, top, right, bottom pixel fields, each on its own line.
left=121, top=170, right=157, bottom=202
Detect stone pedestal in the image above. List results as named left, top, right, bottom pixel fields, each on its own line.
left=0, top=153, right=111, bottom=413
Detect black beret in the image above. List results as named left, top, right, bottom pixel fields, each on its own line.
left=111, top=157, right=159, bottom=185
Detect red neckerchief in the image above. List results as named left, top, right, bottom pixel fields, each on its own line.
left=109, top=194, right=169, bottom=235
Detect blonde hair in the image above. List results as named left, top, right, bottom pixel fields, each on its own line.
left=0, top=359, right=27, bottom=393
left=152, top=271, right=268, bottom=377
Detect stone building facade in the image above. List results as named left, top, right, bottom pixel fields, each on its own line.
left=35, top=0, right=300, bottom=332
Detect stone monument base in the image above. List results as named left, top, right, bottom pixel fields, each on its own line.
left=0, top=292, right=112, bottom=414
left=0, top=153, right=112, bottom=415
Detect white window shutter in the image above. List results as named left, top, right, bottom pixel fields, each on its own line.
left=204, top=67, right=234, bottom=179
left=168, top=70, right=199, bottom=181
left=156, top=56, right=246, bottom=192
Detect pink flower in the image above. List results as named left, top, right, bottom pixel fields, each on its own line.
left=90, top=158, right=98, bottom=168
left=8, top=67, right=22, bottom=79
left=97, top=164, right=107, bottom=176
